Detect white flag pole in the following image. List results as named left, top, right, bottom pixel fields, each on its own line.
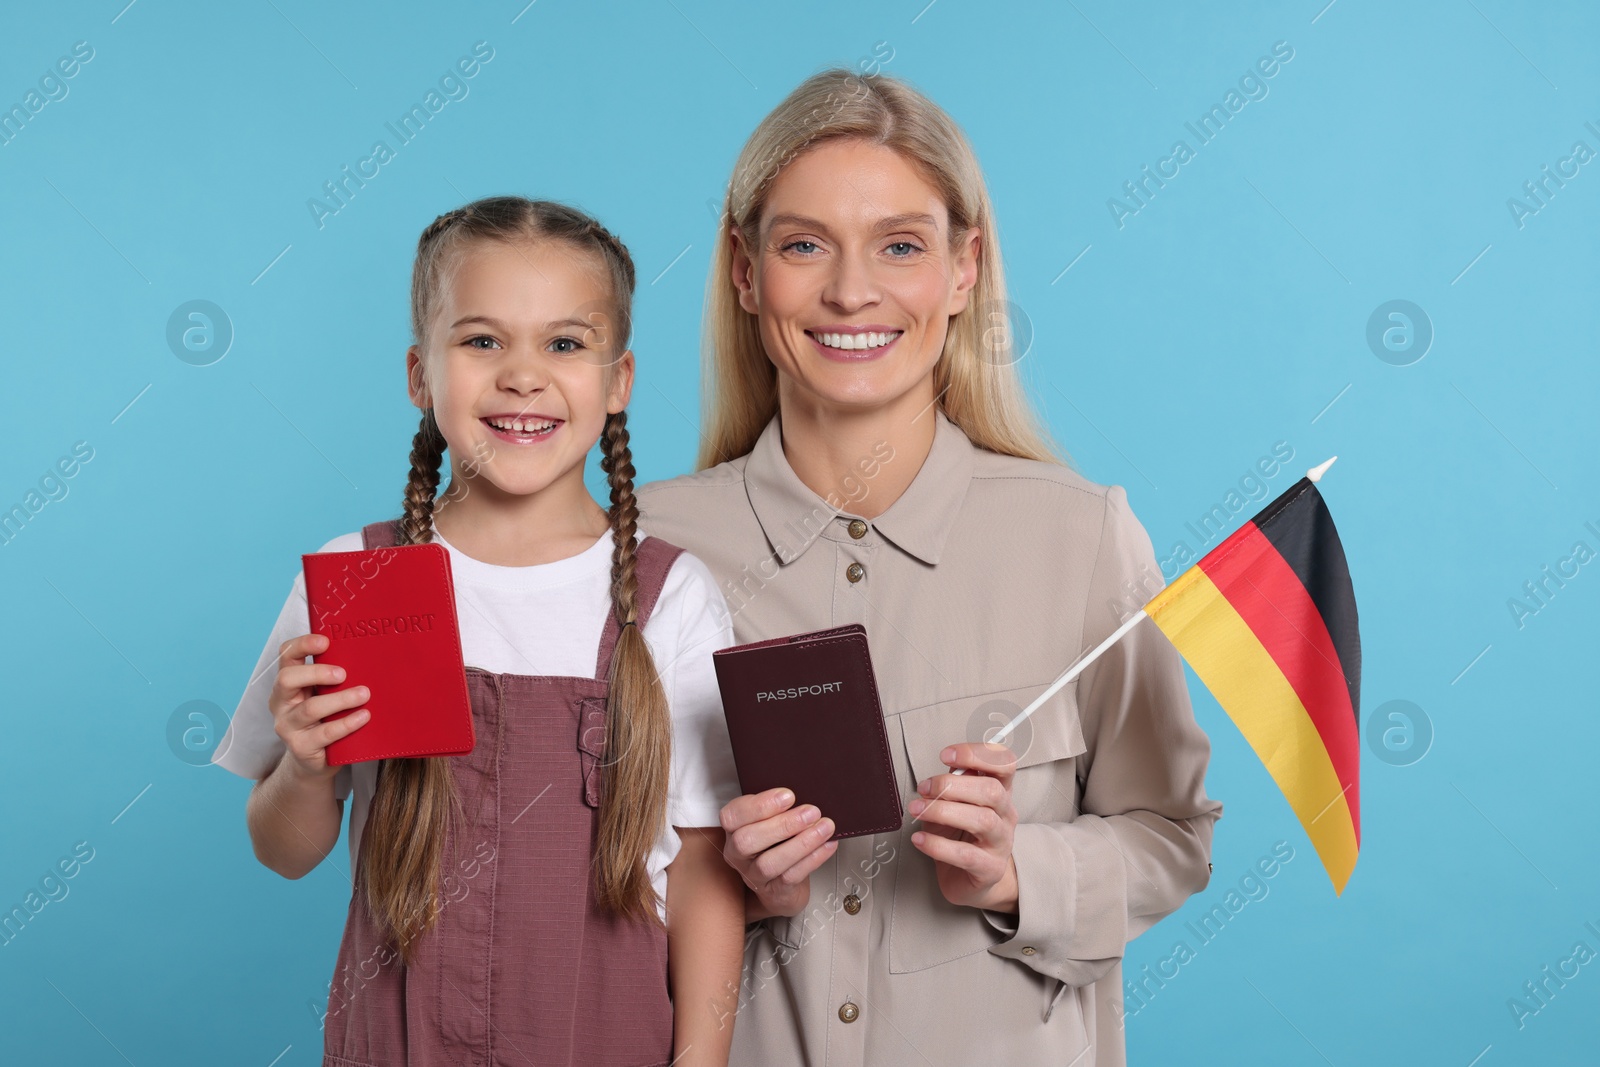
left=987, top=608, right=1149, bottom=748
left=949, top=610, right=1148, bottom=777
left=949, top=456, right=1338, bottom=773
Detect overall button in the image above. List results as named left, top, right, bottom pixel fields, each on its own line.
left=842, top=894, right=862, bottom=915
left=846, top=562, right=865, bottom=583
left=847, top=519, right=868, bottom=539
left=838, top=1001, right=860, bottom=1023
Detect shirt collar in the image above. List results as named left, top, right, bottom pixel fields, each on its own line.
left=744, top=406, right=976, bottom=567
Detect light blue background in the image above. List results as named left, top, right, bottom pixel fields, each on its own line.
left=2, top=1, right=1596, bottom=1063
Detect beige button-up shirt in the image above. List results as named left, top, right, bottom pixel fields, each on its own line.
left=637, top=408, right=1222, bottom=1066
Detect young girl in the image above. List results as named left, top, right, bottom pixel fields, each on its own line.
left=214, top=197, right=746, bottom=1066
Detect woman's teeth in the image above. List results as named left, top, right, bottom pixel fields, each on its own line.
left=813, top=330, right=902, bottom=351
left=485, top=416, right=557, bottom=434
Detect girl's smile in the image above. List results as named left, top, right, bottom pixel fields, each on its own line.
left=480, top=413, right=565, bottom=443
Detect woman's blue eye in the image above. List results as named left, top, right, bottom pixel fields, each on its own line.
left=783, top=240, right=819, bottom=255
left=887, top=241, right=921, bottom=257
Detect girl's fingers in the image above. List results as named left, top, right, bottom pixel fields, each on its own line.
left=290, top=687, right=370, bottom=730
left=275, top=661, right=347, bottom=695
left=749, top=817, right=835, bottom=883
left=277, top=632, right=328, bottom=667
left=311, top=707, right=370, bottom=751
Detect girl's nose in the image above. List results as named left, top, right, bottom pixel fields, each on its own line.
left=498, top=351, right=551, bottom=394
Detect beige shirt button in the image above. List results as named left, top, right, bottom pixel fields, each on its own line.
left=847, top=519, right=868, bottom=539
left=838, top=1001, right=860, bottom=1023
left=1020, top=946, right=1037, bottom=955
left=842, top=893, right=862, bottom=915
left=846, top=562, right=865, bottom=583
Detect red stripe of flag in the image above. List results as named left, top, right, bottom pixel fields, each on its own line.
left=1198, top=522, right=1362, bottom=840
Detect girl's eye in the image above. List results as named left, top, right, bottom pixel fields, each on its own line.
left=781, top=240, right=820, bottom=255
left=886, top=241, right=923, bottom=257
left=464, top=335, right=499, bottom=350
left=549, top=336, right=585, bottom=355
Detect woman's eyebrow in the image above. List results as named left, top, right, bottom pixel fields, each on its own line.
left=873, top=212, right=939, bottom=232
left=766, top=212, right=939, bottom=235
left=766, top=213, right=829, bottom=234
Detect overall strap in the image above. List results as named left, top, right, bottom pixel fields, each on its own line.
left=593, top=535, right=687, bottom=682
left=361, top=519, right=406, bottom=550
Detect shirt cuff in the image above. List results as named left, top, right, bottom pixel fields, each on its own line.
left=986, top=819, right=1129, bottom=987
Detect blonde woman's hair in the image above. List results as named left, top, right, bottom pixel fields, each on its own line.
left=365, top=197, right=673, bottom=963
left=699, top=68, right=1067, bottom=469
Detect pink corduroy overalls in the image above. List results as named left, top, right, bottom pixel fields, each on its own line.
left=323, top=519, right=685, bottom=1067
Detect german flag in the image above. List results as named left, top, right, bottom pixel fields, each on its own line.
left=1144, top=469, right=1362, bottom=894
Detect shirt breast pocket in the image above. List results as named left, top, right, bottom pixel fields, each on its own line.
left=889, top=680, right=1087, bottom=974
left=577, top=696, right=607, bottom=808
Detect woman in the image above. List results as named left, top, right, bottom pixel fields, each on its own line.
left=637, top=68, right=1222, bottom=1066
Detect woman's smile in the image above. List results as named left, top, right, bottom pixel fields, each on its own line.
left=804, top=326, right=904, bottom=362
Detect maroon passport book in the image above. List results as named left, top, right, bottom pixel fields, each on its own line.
left=302, top=541, right=475, bottom=766
left=712, top=623, right=902, bottom=839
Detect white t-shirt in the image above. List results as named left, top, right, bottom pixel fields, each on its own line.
left=213, top=524, right=741, bottom=921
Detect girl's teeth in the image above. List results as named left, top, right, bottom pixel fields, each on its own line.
left=489, top=418, right=555, bottom=433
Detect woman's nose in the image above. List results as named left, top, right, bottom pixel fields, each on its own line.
left=821, top=251, right=880, bottom=312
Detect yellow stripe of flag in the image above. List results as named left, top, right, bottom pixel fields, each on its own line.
left=1147, top=566, right=1359, bottom=894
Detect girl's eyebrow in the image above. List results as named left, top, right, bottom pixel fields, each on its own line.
left=449, top=314, right=593, bottom=332
left=449, top=314, right=506, bottom=330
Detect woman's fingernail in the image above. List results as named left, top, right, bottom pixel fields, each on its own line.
left=940, top=747, right=956, bottom=763
left=333, top=667, right=346, bottom=681
left=800, top=806, right=819, bottom=824
left=917, top=779, right=931, bottom=795
left=777, top=789, right=794, bottom=807
left=908, top=798, right=926, bottom=816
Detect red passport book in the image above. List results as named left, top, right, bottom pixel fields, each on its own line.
left=712, top=623, right=902, bottom=839
left=302, top=542, right=475, bottom=766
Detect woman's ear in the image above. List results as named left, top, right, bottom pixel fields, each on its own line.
left=406, top=345, right=431, bottom=409
left=606, top=349, right=636, bottom=414
left=729, top=228, right=759, bottom=316
left=947, top=226, right=981, bottom=316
